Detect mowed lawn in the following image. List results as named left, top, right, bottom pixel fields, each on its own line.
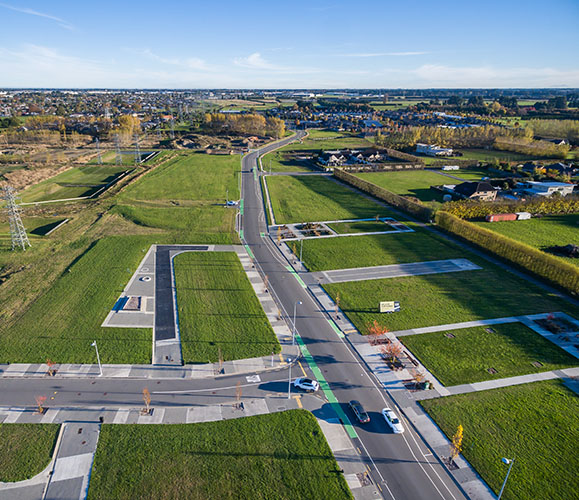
left=174, top=252, right=279, bottom=363
left=291, top=223, right=465, bottom=272
left=355, top=170, right=446, bottom=205
left=261, top=149, right=314, bottom=173
left=0, top=236, right=156, bottom=364
left=400, top=323, right=578, bottom=386
left=113, top=204, right=237, bottom=244
left=122, top=152, right=240, bottom=202
left=327, top=219, right=394, bottom=234
left=421, top=381, right=579, bottom=500
left=473, top=214, right=579, bottom=267
left=266, top=175, right=394, bottom=224
left=0, top=424, right=59, bottom=482
left=88, top=411, right=352, bottom=500
left=22, top=165, right=129, bottom=202
left=325, top=265, right=578, bottom=334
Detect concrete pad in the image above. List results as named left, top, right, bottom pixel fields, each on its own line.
left=4, top=364, right=31, bottom=376
left=137, top=408, right=165, bottom=424
left=112, top=409, right=130, bottom=424
left=2, top=484, right=46, bottom=500
left=317, top=418, right=354, bottom=452
left=344, top=473, right=362, bottom=490
left=232, top=357, right=266, bottom=373
left=186, top=405, right=222, bottom=423
left=51, top=453, right=94, bottom=481
left=188, top=364, right=215, bottom=379
left=40, top=409, right=59, bottom=424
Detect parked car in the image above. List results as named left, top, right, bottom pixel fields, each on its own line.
left=349, top=400, right=370, bottom=423
left=293, top=377, right=319, bottom=393
left=226, top=200, right=238, bottom=206
left=382, top=407, right=404, bottom=433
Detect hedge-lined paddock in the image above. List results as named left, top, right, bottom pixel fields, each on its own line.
left=334, top=169, right=434, bottom=222
left=443, top=196, right=579, bottom=219
left=436, top=211, right=579, bottom=295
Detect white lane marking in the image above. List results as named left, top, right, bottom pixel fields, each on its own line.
left=246, top=375, right=261, bottom=383
left=152, top=377, right=286, bottom=394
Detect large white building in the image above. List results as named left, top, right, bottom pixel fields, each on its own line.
left=516, top=181, right=575, bottom=197
left=416, top=143, right=454, bottom=157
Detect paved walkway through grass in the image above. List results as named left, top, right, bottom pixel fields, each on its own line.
left=0, top=345, right=300, bottom=380
left=308, top=258, right=481, bottom=285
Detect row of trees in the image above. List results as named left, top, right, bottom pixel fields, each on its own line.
left=204, top=113, right=285, bottom=138
left=494, top=136, right=569, bottom=158
left=526, top=119, right=579, bottom=144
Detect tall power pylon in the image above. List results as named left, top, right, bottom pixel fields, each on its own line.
left=134, top=134, right=141, bottom=165
left=2, top=186, right=31, bottom=251
left=115, top=133, right=122, bottom=165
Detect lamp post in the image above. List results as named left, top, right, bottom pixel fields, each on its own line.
left=287, top=357, right=292, bottom=399
left=292, top=300, right=302, bottom=345
left=497, top=457, right=515, bottom=500
left=91, top=341, right=103, bottom=377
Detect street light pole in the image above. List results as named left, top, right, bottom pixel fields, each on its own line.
left=287, top=357, right=292, bottom=399
left=292, top=300, right=302, bottom=345
left=91, top=341, right=103, bottom=377
left=497, top=457, right=515, bottom=500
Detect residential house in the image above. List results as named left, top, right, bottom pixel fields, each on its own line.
left=515, top=181, right=575, bottom=198
left=453, top=181, right=497, bottom=201
left=416, top=143, right=453, bottom=157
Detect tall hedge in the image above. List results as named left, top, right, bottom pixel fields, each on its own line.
left=443, top=195, right=579, bottom=219
left=436, top=211, right=579, bottom=295
left=334, top=169, right=434, bottom=222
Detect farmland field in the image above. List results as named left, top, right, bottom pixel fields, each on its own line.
left=21, top=165, right=129, bottom=202
left=0, top=236, right=156, bottom=364
left=421, top=381, right=579, bottom=500
left=174, top=252, right=279, bottom=363
left=290, top=224, right=464, bottom=271
left=473, top=214, right=579, bottom=267
left=266, top=175, right=394, bottom=224
left=121, top=152, right=240, bottom=203
left=0, top=424, right=59, bottom=482
left=400, top=323, right=578, bottom=386
left=88, top=411, right=352, bottom=500
left=324, top=264, right=577, bottom=334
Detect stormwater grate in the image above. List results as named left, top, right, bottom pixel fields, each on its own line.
left=484, top=328, right=496, bottom=334
left=487, top=368, right=498, bottom=374
left=444, top=333, right=455, bottom=339
left=532, top=361, right=543, bottom=368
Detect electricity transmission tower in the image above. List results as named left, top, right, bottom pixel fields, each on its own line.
left=170, top=118, right=175, bottom=139
left=115, top=134, right=122, bottom=165
left=134, top=134, right=141, bottom=165
left=2, top=186, right=30, bottom=251
left=96, top=137, right=103, bottom=165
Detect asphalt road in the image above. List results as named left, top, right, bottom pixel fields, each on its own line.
left=240, top=133, right=467, bottom=500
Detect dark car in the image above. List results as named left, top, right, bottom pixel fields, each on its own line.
left=349, top=400, right=370, bottom=423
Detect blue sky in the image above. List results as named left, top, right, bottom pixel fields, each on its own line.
left=0, top=0, right=578, bottom=88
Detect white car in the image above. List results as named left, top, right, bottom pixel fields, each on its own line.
left=293, top=377, right=319, bottom=393
left=382, top=407, right=404, bottom=434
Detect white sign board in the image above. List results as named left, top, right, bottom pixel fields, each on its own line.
left=380, top=301, right=400, bottom=313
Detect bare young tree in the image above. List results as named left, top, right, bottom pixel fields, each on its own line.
left=142, top=387, right=151, bottom=414
left=46, top=359, right=57, bottom=377
left=35, top=395, right=47, bottom=414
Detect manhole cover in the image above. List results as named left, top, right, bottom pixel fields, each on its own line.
left=444, top=333, right=455, bottom=339
left=532, top=361, right=543, bottom=368
left=484, top=328, right=496, bottom=334
left=487, top=368, right=498, bottom=374
left=140, top=276, right=152, bottom=282
left=141, top=267, right=149, bottom=272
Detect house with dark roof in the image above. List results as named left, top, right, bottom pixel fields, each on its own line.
left=453, top=181, right=497, bottom=201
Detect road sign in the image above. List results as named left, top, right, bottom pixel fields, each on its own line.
left=380, top=301, right=400, bottom=313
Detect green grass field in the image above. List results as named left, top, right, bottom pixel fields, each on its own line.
left=0, top=236, right=156, bottom=364
left=22, top=165, right=129, bottom=202
left=174, top=252, right=279, bottom=363
left=261, top=150, right=315, bottom=173
left=291, top=223, right=464, bottom=272
left=325, top=265, right=577, bottom=334
left=88, top=411, right=352, bottom=500
left=91, top=151, right=156, bottom=166
left=287, top=130, right=374, bottom=152
left=400, top=323, right=578, bottom=386
left=327, top=220, right=393, bottom=234
left=441, top=167, right=510, bottom=181
left=113, top=204, right=237, bottom=244
left=266, top=175, right=394, bottom=224
left=424, top=148, right=548, bottom=166
left=0, top=424, right=59, bottom=482
left=355, top=170, right=447, bottom=206
left=421, top=380, right=579, bottom=500
left=121, top=152, right=240, bottom=203
left=473, top=214, right=579, bottom=267
left=0, top=216, right=68, bottom=238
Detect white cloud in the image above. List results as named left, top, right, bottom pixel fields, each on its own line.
left=0, top=2, right=74, bottom=30
left=341, top=51, right=428, bottom=57
left=234, top=52, right=275, bottom=70
left=126, top=48, right=212, bottom=71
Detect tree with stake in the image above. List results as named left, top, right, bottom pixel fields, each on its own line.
left=142, top=387, right=151, bottom=415
left=35, top=395, right=47, bottom=414
left=449, top=424, right=464, bottom=464
left=46, top=359, right=57, bottom=377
